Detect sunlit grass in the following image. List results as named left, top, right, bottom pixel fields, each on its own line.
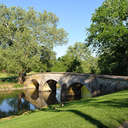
left=0, top=72, right=17, bottom=84
left=0, top=90, right=128, bottom=128
left=27, top=72, right=39, bottom=75
left=0, top=72, right=14, bottom=78
left=14, top=84, right=24, bottom=88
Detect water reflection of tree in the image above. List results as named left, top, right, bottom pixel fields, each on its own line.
left=0, top=89, right=59, bottom=118
left=0, top=97, right=20, bottom=118
left=17, top=93, right=31, bottom=111
left=5, top=94, right=31, bottom=113
left=0, top=91, right=35, bottom=118
left=7, top=97, right=18, bottom=112
left=0, top=111, right=8, bottom=118
left=0, top=91, right=21, bottom=104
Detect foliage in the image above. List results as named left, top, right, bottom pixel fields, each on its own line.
left=66, top=42, right=91, bottom=61
left=53, top=55, right=83, bottom=73
left=87, top=0, right=128, bottom=75
left=0, top=90, right=128, bottom=127
left=40, top=47, right=56, bottom=72
left=66, top=57, right=83, bottom=72
left=0, top=5, right=68, bottom=76
left=51, top=57, right=67, bottom=72
left=0, top=90, right=21, bottom=104
left=52, top=42, right=99, bottom=73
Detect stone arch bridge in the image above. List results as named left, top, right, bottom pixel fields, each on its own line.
left=24, top=72, right=128, bottom=97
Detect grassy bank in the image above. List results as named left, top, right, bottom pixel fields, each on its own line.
left=0, top=71, right=38, bottom=84
left=0, top=90, right=128, bottom=128
left=0, top=72, right=24, bottom=89
left=0, top=72, right=18, bottom=84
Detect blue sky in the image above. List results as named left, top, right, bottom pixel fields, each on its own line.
left=0, top=0, right=105, bottom=57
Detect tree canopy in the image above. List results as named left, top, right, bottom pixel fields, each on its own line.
left=0, top=5, right=68, bottom=78
left=52, top=42, right=98, bottom=73
left=87, top=0, right=128, bottom=75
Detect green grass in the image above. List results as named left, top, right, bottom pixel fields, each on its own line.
left=27, top=72, right=39, bottom=75
left=13, top=84, right=24, bottom=88
left=0, top=90, right=128, bottom=128
left=0, top=72, right=15, bottom=78
left=0, top=72, right=18, bottom=84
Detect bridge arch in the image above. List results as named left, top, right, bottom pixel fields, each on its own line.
left=67, top=82, right=91, bottom=100
left=31, top=79, right=40, bottom=90
left=41, top=79, right=60, bottom=92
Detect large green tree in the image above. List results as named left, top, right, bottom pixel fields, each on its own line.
left=0, top=5, right=68, bottom=82
left=87, top=0, right=128, bottom=75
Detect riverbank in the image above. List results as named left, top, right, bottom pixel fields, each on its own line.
left=0, top=72, right=18, bottom=87
left=0, top=86, right=34, bottom=91
left=0, top=89, right=128, bottom=128
left=0, top=72, right=35, bottom=90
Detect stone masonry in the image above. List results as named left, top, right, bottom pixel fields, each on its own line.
left=24, top=72, right=128, bottom=96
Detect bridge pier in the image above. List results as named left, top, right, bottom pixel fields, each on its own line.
left=60, top=84, right=68, bottom=102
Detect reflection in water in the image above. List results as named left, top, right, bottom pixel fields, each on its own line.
left=24, top=89, right=58, bottom=108
left=0, top=89, right=59, bottom=118
left=0, top=91, right=35, bottom=118
left=0, top=85, right=91, bottom=118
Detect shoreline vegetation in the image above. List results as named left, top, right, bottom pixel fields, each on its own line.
left=0, top=86, right=34, bottom=91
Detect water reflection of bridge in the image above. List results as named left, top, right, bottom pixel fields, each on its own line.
left=0, top=89, right=59, bottom=118
left=23, top=89, right=58, bottom=108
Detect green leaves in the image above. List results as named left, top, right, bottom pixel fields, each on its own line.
left=0, top=5, right=67, bottom=74
left=87, top=0, right=128, bottom=75
left=51, top=42, right=98, bottom=73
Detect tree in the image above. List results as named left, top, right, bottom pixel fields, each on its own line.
left=52, top=42, right=98, bottom=73
left=53, top=55, right=83, bottom=73
left=66, top=57, right=83, bottom=73
left=40, top=46, right=56, bottom=72
left=65, top=42, right=98, bottom=73
left=87, top=0, right=128, bottom=75
left=0, top=5, right=68, bottom=83
left=51, top=57, right=67, bottom=72
left=66, top=42, right=91, bottom=61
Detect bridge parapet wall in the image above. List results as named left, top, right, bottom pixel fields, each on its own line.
left=93, top=75, right=128, bottom=96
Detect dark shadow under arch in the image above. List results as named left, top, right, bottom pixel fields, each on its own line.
left=45, top=79, right=57, bottom=93
left=67, top=82, right=84, bottom=100
left=32, top=79, right=40, bottom=90
left=29, top=89, right=58, bottom=107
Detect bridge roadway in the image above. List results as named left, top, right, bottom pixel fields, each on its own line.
left=24, top=72, right=128, bottom=96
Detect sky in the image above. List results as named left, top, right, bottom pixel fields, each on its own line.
left=0, top=0, right=105, bottom=57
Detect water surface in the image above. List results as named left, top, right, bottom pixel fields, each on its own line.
left=0, top=86, right=90, bottom=118
left=0, top=89, right=59, bottom=118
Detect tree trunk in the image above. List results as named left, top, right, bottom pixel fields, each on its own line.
left=18, top=72, right=26, bottom=84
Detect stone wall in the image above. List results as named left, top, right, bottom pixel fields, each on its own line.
left=92, top=75, right=128, bottom=96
